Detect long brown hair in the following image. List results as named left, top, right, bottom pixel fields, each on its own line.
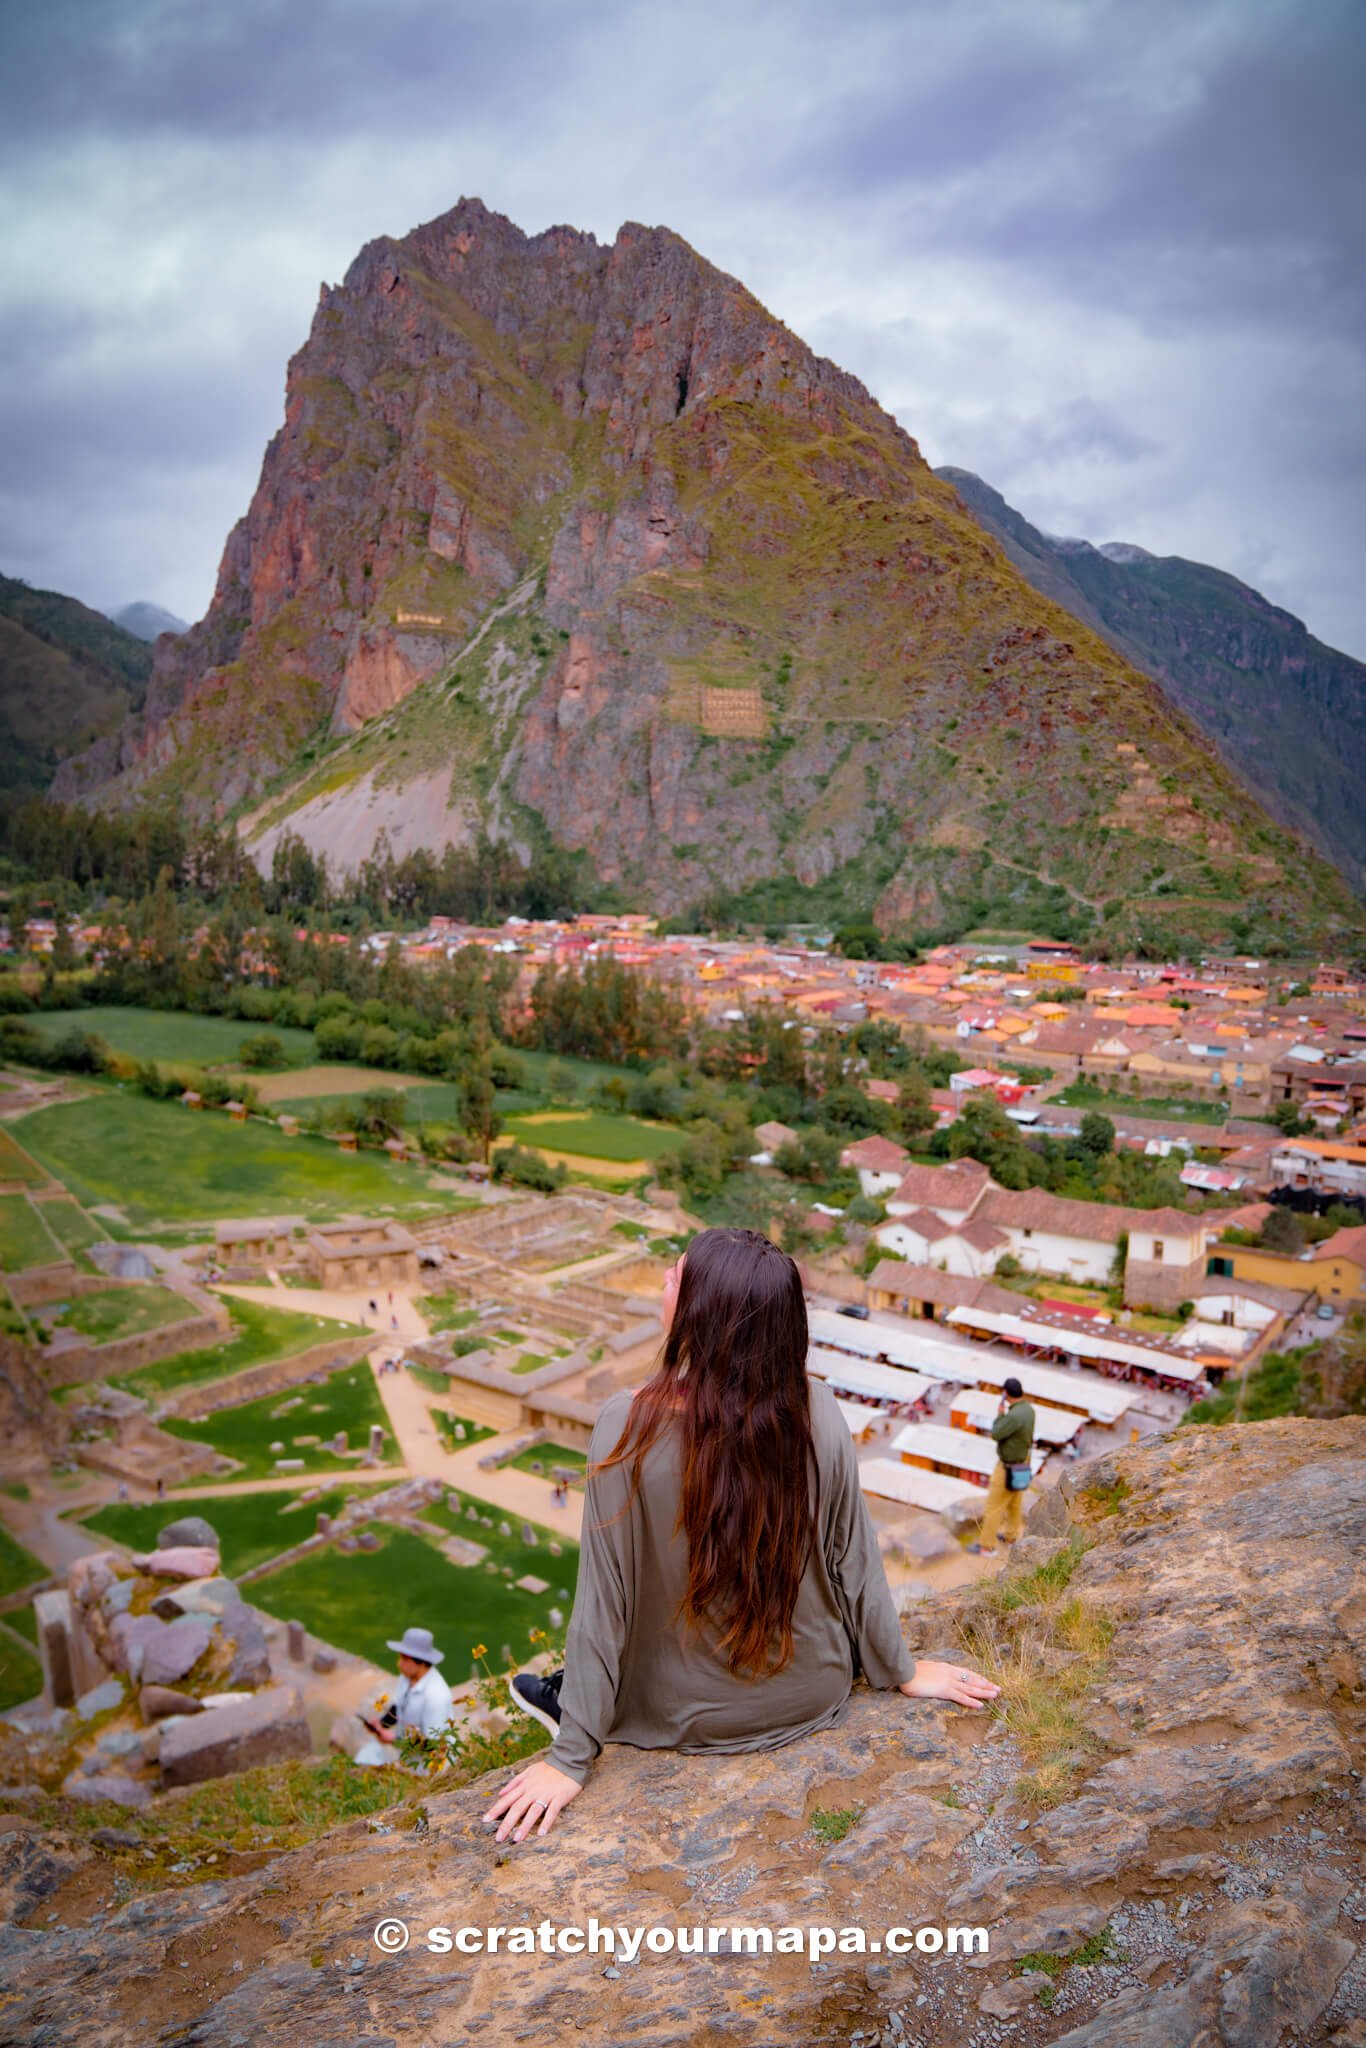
left=591, top=1226, right=818, bottom=1679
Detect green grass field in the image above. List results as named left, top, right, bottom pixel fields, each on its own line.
left=51, top=1284, right=195, bottom=1343
left=13, top=1092, right=455, bottom=1230
left=429, top=1408, right=496, bottom=1450
left=3, top=1602, right=37, bottom=1643
left=0, top=1195, right=60, bottom=1272
left=114, top=1295, right=367, bottom=1401
left=78, top=1482, right=390, bottom=1577
left=22, top=1006, right=317, bottom=1069
left=415, top=1295, right=482, bottom=1335
left=1052, top=1080, right=1228, bottom=1125
left=0, top=1524, right=49, bottom=1601
left=38, top=1198, right=101, bottom=1253
left=251, top=1512, right=576, bottom=1672
left=503, top=1441, right=587, bottom=1475
left=161, top=1361, right=395, bottom=1479
left=271, top=1078, right=463, bottom=1124
left=502, top=1109, right=685, bottom=1163
left=0, top=1633, right=43, bottom=1712
left=0, top=1128, right=48, bottom=1186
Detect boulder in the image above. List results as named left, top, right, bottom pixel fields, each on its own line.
left=901, top=1519, right=957, bottom=1562
left=158, top=1686, right=312, bottom=1788
left=74, top=1678, right=123, bottom=1720
left=112, top=1612, right=216, bottom=1686
left=980, top=1971, right=1052, bottom=2016
left=221, top=1603, right=272, bottom=1689
left=156, top=1516, right=219, bottom=1551
left=139, top=1684, right=204, bottom=1721
left=131, top=1546, right=220, bottom=1581
left=60, top=1770, right=152, bottom=1810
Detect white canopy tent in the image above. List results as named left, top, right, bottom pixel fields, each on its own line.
left=949, top=1386, right=1084, bottom=1446
left=943, top=1346, right=1137, bottom=1424
left=807, top=1306, right=980, bottom=1382
left=808, top=1347, right=933, bottom=1407
left=945, top=1305, right=1207, bottom=1386
left=833, top=1396, right=885, bottom=1437
left=858, top=1458, right=982, bottom=1513
left=889, top=1421, right=1047, bottom=1479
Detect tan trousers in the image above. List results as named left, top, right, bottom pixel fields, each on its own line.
left=978, top=1461, right=1026, bottom=1548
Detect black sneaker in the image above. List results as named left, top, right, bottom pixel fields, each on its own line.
left=508, top=1668, right=563, bottom=1734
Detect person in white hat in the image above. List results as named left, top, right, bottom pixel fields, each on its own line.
left=353, top=1625, right=454, bottom=1767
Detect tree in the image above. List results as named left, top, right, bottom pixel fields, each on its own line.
left=890, top=1070, right=934, bottom=1144
left=947, top=1098, right=1032, bottom=1189
left=458, top=1023, right=502, bottom=1164
left=356, top=1089, right=408, bottom=1141
left=1078, top=1110, right=1116, bottom=1159
left=1260, top=1207, right=1305, bottom=1255
left=237, top=1032, right=288, bottom=1070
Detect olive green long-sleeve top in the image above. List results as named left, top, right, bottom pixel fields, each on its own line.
left=990, top=1398, right=1036, bottom=1467
left=546, top=1378, right=917, bottom=1786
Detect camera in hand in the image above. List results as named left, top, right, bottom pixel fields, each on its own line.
left=377, top=1703, right=398, bottom=1730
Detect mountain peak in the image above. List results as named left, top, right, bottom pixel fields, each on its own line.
left=44, top=203, right=1362, bottom=949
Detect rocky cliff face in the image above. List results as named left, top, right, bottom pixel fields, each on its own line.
left=54, top=199, right=1361, bottom=945
left=3, top=1417, right=1361, bottom=2046
left=937, top=467, right=1366, bottom=895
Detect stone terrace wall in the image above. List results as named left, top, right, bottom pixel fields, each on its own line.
left=44, top=1312, right=223, bottom=1389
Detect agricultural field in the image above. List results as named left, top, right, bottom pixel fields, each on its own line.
left=114, top=1296, right=367, bottom=1401
left=501, top=1109, right=685, bottom=1164
left=48, top=1285, right=195, bottom=1343
left=0, top=1128, right=48, bottom=1186
left=1052, top=1080, right=1228, bottom=1125
left=0, top=1194, right=60, bottom=1272
left=38, top=1198, right=101, bottom=1254
left=20, top=1006, right=317, bottom=1069
left=160, top=1360, right=396, bottom=1479
left=12, top=1092, right=457, bottom=1231
left=78, top=1482, right=391, bottom=1577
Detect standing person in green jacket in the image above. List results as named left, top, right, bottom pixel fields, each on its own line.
left=482, top=1227, right=1000, bottom=1843
left=968, top=1376, right=1036, bottom=1554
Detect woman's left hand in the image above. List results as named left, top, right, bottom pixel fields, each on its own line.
left=481, top=1758, right=581, bottom=1842
left=899, top=1660, right=1000, bottom=1707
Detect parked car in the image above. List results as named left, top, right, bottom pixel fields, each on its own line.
left=837, top=1304, right=871, bottom=1319
left=1315, top=1303, right=1338, bottom=1322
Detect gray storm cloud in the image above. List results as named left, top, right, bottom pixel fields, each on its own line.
left=1, top=0, right=1363, bottom=658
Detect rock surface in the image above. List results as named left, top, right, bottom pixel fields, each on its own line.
left=1, top=1417, right=1361, bottom=2047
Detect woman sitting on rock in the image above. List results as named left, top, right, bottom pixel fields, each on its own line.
left=484, top=1226, right=999, bottom=1842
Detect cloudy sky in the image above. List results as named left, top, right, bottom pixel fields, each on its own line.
left=3, top=0, right=1364, bottom=658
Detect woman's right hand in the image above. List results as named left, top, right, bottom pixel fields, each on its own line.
left=899, top=1660, right=1000, bottom=1708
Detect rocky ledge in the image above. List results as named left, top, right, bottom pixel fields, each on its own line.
left=0, top=1417, right=1362, bottom=2046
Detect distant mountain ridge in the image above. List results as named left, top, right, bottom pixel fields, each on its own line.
left=0, top=573, right=152, bottom=802
left=108, top=601, right=187, bottom=642
left=43, top=198, right=1362, bottom=949
left=935, top=467, right=1366, bottom=892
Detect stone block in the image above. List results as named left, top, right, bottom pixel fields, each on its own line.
left=33, top=1588, right=74, bottom=1708
left=139, top=1684, right=204, bottom=1721
left=159, top=1685, right=312, bottom=1788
